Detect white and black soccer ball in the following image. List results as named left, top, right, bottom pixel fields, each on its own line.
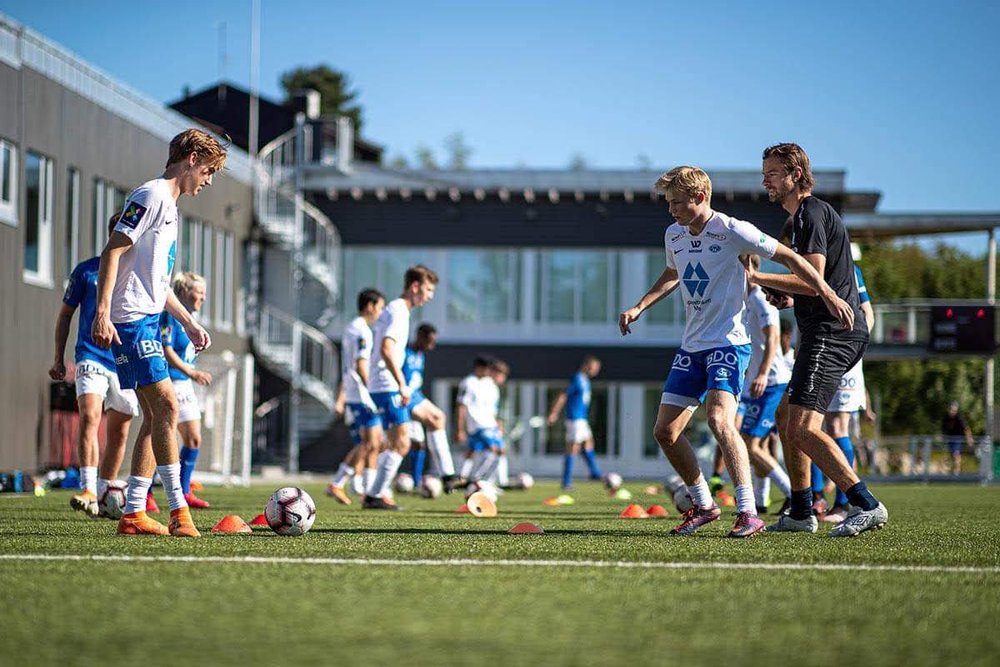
left=421, top=476, right=443, bottom=499
left=465, top=480, right=498, bottom=502
left=603, top=472, right=623, bottom=491
left=395, top=472, right=415, bottom=494
left=517, top=472, right=534, bottom=490
left=265, top=487, right=316, bottom=536
left=672, top=487, right=694, bottom=514
left=98, top=480, right=127, bottom=519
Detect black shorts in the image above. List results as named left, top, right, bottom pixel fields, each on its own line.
left=787, top=334, right=867, bottom=414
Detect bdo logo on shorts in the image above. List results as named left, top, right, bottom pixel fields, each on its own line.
left=137, top=340, right=164, bottom=359
left=672, top=354, right=693, bottom=371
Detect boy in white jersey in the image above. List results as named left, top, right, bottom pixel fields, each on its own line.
left=363, top=266, right=439, bottom=510
left=739, top=258, right=793, bottom=513
left=619, top=166, right=851, bottom=538
left=328, top=289, right=385, bottom=505
left=456, top=357, right=492, bottom=482
left=468, top=359, right=510, bottom=485
left=51, top=214, right=140, bottom=517
left=92, top=129, right=224, bottom=537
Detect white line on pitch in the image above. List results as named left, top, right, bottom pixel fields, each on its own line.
left=1, top=553, right=998, bottom=575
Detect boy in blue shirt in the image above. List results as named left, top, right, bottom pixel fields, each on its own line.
left=547, top=356, right=603, bottom=490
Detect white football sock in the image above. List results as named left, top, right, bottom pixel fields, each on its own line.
left=472, top=451, right=498, bottom=481
left=157, top=463, right=187, bottom=511
left=81, top=466, right=97, bottom=495
left=362, top=468, right=376, bottom=495
left=767, top=465, right=792, bottom=496
left=351, top=471, right=366, bottom=496
left=687, top=478, right=713, bottom=509
left=758, top=477, right=772, bottom=506
left=368, top=451, right=403, bottom=498
left=459, top=456, right=474, bottom=480
left=97, top=478, right=111, bottom=498
left=735, top=484, right=756, bottom=515
left=331, top=463, right=354, bottom=488
left=496, top=455, right=510, bottom=487
left=124, top=475, right=152, bottom=515
left=428, top=430, right=455, bottom=476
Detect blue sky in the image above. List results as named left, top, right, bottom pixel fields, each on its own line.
left=3, top=1, right=998, bottom=239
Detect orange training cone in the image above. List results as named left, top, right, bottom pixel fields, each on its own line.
left=543, top=496, right=561, bottom=507
left=508, top=522, right=544, bottom=535
left=619, top=504, right=648, bottom=519
left=211, top=515, right=252, bottom=534
left=249, top=513, right=269, bottom=527
left=467, top=491, right=498, bottom=518
left=646, top=504, right=669, bottom=518
left=455, top=504, right=471, bottom=514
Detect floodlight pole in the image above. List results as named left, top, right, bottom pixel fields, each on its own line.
left=986, top=228, right=996, bottom=448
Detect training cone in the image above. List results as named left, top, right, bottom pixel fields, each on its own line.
left=249, top=513, right=269, bottom=527
left=614, top=488, right=633, bottom=500
left=644, top=485, right=662, bottom=496
left=466, top=491, right=498, bottom=518
left=508, top=522, right=544, bottom=535
left=619, top=504, right=649, bottom=519
left=646, top=504, right=669, bottom=518
left=455, top=504, right=471, bottom=514
left=556, top=494, right=575, bottom=505
left=543, top=496, right=561, bottom=506
left=211, top=515, right=252, bottom=534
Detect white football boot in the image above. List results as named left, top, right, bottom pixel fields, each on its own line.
left=829, top=503, right=888, bottom=538
left=766, top=513, right=818, bottom=533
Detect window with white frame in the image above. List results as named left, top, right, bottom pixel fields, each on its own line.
left=342, top=247, right=430, bottom=312
left=216, top=229, right=234, bottom=329
left=446, top=249, right=521, bottom=323
left=24, top=151, right=54, bottom=285
left=536, top=250, right=617, bottom=324
left=65, top=167, right=80, bottom=277
left=200, top=222, right=214, bottom=324
left=93, top=178, right=126, bottom=254
left=0, top=138, right=16, bottom=226
left=179, top=215, right=202, bottom=274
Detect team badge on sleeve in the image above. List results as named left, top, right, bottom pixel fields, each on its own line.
left=119, top=201, right=148, bottom=229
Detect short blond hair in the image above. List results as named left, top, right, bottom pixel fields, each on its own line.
left=167, top=129, right=228, bottom=171
left=654, top=166, right=712, bottom=202
left=172, top=271, right=206, bottom=295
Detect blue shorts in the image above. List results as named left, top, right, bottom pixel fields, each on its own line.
left=947, top=438, right=964, bottom=455
left=408, top=390, right=427, bottom=413
left=468, top=427, right=503, bottom=452
left=739, top=384, right=788, bottom=438
left=111, top=314, right=169, bottom=390
left=345, top=402, right=380, bottom=444
left=371, top=391, right=410, bottom=429
left=737, top=400, right=748, bottom=417
left=661, top=345, right=752, bottom=409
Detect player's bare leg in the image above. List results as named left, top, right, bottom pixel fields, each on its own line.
left=70, top=394, right=103, bottom=518
left=705, top=391, right=764, bottom=537
left=653, top=403, right=722, bottom=535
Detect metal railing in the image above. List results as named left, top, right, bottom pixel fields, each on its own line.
left=254, top=304, right=338, bottom=410
left=861, top=434, right=994, bottom=484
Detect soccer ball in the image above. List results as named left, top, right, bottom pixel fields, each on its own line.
left=465, top=480, right=498, bottom=502
left=517, top=472, right=534, bottom=489
left=421, top=476, right=443, bottom=499
left=98, top=480, right=127, bottom=519
left=672, top=487, right=694, bottom=514
left=395, top=472, right=415, bottom=494
left=264, top=487, right=316, bottom=536
left=603, top=472, right=623, bottom=491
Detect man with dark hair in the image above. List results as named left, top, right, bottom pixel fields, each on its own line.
left=752, top=143, right=888, bottom=536
left=547, top=355, right=604, bottom=489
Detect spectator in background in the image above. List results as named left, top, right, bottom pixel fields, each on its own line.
left=941, top=401, right=973, bottom=475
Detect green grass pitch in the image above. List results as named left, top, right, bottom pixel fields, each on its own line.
left=1, top=482, right=998, bottom=666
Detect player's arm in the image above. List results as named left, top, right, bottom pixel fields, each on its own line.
left=860, top=300, right=875, bottom=334
left=751, top=323, right=779, bottom=399
left=163, top=343, right=212, bottom=386
left=380, top=336, right=409, bottom=405
left=757, top=246, right=854, bottom=330
left=355, top=357, right=370, bottom=387
left=619, top=267, right=680, bottom=335
left=50, top=303, right=77, bottom=381
left=547, top=392, right=567, bottom=425
left=455, top=401, right=468, bottom=443
left=165, top=290, right=212, bottom=353
left=334, top=382, right=345, bottom=417
left=92, top=232, right=134, bottom=349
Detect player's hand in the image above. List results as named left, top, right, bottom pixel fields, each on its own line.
left=48, top=359, right=66, bottom=382
left=190, top=369, right=213, bottom=386
left=763, top=287, right=794, bottom=310
left=864, top=408, right=877, bottom=424
left=740, top=254, right=756, bottom=282
left=334, top=396, right=346, bottom=418
left=91, top=314, right=120, bottom=349
left=456, top=430, right=467, bottom=444
left=547, top=413, right=558, bottom=426
left=185, top=321, right=212, bottom=352
left=619, top=307, right=642, bottom=336
left=821, top=290, right=855, bottom=330
left=399, top=386, right=411, bottom=407
left=751, top=375, right=767, bottom=399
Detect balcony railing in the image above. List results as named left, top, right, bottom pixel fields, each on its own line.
left=254, top=304, right=338, bottom=410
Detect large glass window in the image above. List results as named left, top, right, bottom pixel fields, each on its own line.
left=24, top=151, right=54, bottom=284
left=180, top=215, right=202, bottom=274
left=65, top=167, right=80, bottom=278
left=0, top=139, right=16, bottom=226
left=200, top=223, right=214, bottom=323
left=342, top=248, right=429, bottom=314
left=536, top=250, right=616, bottom=324
left=644, top=250, right=683, bottom=324
left=216, top=230, right=234, bottom=329
left=447, top=250, right=520, bottom=323
left=93, top=178, right=126, bottom=254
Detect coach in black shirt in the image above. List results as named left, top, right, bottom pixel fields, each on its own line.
left=748, top=143, right=888, bottom=537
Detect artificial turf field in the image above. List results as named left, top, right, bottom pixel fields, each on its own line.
left=1, top=482, right=998, bottom=666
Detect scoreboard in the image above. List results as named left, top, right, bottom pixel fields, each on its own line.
left=929, top=305, right=997, bottom=354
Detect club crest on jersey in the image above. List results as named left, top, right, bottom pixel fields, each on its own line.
left=682, top=263, right=710, bottom=297
left=709, top=244, right=721, bottom=253
left=119, top=201, right=147, bottom=229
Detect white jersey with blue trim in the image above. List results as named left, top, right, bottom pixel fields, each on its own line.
left=110, top=178, right=178, bottom=324
left=341, top=316, right=374, bottom=405
left=368, top=298, right=410, bottom=393
left=460, top=375, right=499, bottom=433
left=664, top=211, right=778, bottom=353
left=745, top=286, right=792, bottom=387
